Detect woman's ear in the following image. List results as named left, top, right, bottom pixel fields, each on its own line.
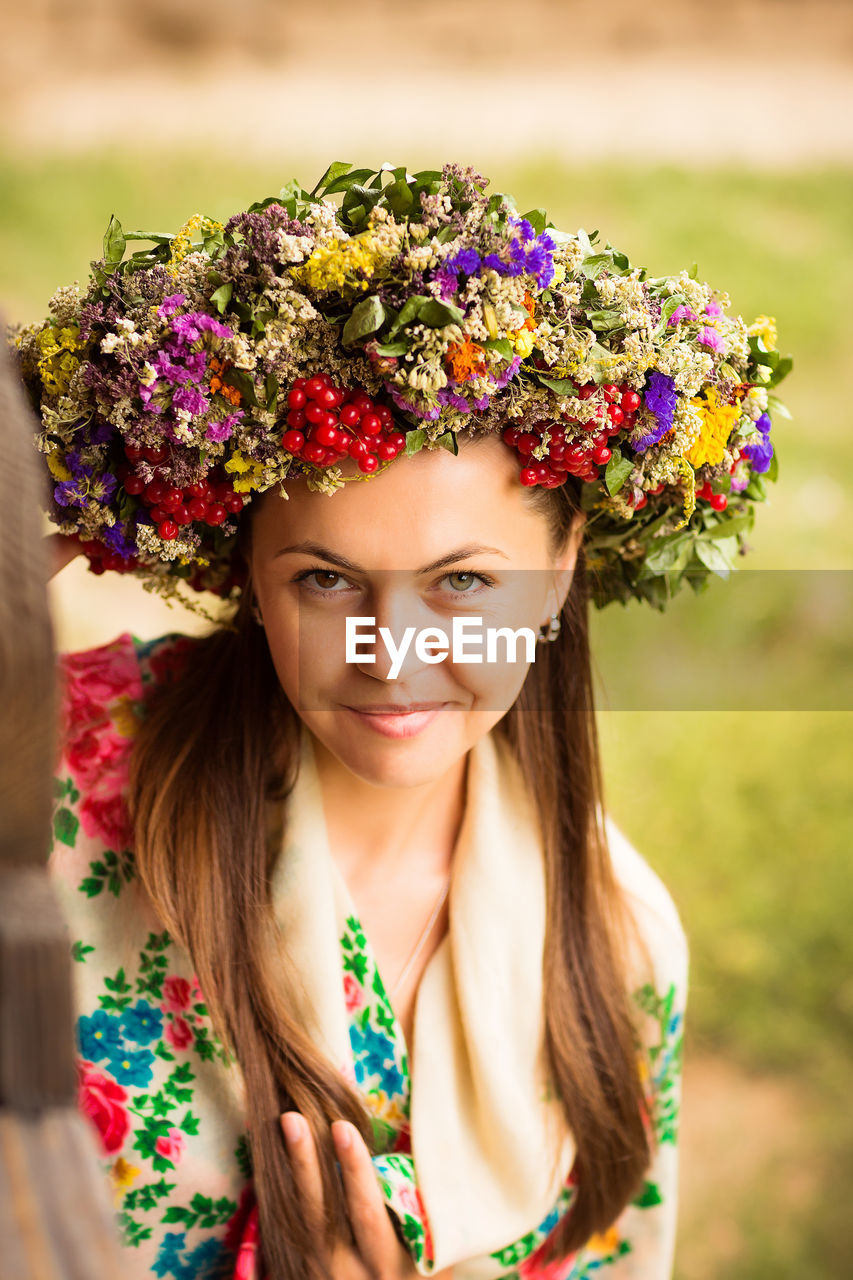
left=546, top=509, right=587, bottom=619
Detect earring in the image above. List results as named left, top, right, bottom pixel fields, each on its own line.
left=537, top=613, right=561, bottom=643
left=250, top=599, right=264, bottom=627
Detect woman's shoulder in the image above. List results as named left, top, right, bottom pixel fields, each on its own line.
left=603, top=813, right=689, bottom=996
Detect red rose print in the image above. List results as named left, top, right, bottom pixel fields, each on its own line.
left=343, top=973, right=365, bottom=1013
left=165, top=1016, right=194, bottom=1051
left=77, top=1060, right=130, bottom=1155
left=163, top=975, right=192, bottom=1012
left=155, top=1127, right=186, bottom=1164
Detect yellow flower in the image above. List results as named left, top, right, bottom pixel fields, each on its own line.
left=748, top=313, right=777, bottom=351
left=510, top=328, right=535, bottom=358
left=167, top=214, right=224, bottom=277
left=36, top=323, right=83, bottom=395
left=110, top=695, right=139, bottom=739
left=46, top=452, right=72, bottom=481
left=671, top=456, right=697, bottom=531
left=586, top=1225, right=622, bottom=1254
left=294, top=231, right=383, bottom=295
left=683, top=387, right=740, bottom=469
left=551, top=263, right=566, bottom=285
left=110, top=1156, right=141, bottom=1203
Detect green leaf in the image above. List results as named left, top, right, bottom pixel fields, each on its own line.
left=604, top=452, right=633, bottom=496
left=519, top=208, right=548, bottom=235
left=387, top=295, right=430, bottom=338
left=588, top=308, right=624, bottom=333
left=404, top=429, right=427, bottom=456
left=209, top=283, right=232, bottom=314
left=579, top=252, right=613, bottom=280
left=654, top=295, right=687, bottom=335
left=417, top=298, right=465, bottom=328
left=221, top=368, right=258, bottom=407
left=103, top=215, right=126, bottom=267
left=436, top=431, right=458, bottom=454
left=766, top=449, right=779, bottom=483
left=373, top=340, right=410, bottom=357
left=643, top=533, right=693, bottom=574
left=342, top=295, right=386, bottom=346
left=482, top=338, right=515, bottom=361
left=536, top=374, right=577, bottom=396
left=695, top=537, right=736, bottom=577
left=309, top=160, right=356, bottom=197
left=768, top=355, right=793, bottom=388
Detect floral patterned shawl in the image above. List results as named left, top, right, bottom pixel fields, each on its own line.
left=49, top=631, right=687, bottom=1280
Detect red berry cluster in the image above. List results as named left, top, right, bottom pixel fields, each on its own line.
left=78, top=539, right=140, bottom=576
left=502, top=382, right=642, bottom=489
left=282, top=374, right=406, bottom=475
left=118, top=444, right=245, bottom=542
left=696, top=481, right=728, bottom=511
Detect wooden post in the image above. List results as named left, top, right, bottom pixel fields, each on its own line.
left=0, top=328, right=125, bottom=1277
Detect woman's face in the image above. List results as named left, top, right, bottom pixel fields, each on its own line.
left=249, top=433, right=584, bottom=790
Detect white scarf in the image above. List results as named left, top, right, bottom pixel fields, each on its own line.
left=270, top=724, right=577, bottom=1275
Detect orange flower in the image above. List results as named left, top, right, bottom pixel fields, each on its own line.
left=520, top=291, right=537, bottom=331
left=209, top=355, right=242, bottom=407
left=446, top=337, right=488, bottom=382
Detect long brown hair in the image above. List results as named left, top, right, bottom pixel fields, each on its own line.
left=128, top=459, right=656, bottom=1278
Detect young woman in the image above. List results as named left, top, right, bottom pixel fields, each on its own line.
left=25, top=161, right=786, bottom=1279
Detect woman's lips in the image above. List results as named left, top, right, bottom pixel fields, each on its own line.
left=343, top=703, right=448, bottom=739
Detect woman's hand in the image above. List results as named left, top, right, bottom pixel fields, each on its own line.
left=280, top=1111, right=421, bottom=1280
left=45, top=532, right=85, bottom=580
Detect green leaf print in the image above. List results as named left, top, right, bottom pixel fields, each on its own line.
left=631, top=1179, right=663, bottom=1209
left=79, top=849, right=130, bottom=898
left=234, top=1132, right=253, bottom=1179
left=117, top=1209, right=153, bottom=1247
left=54, top=807, right=79, bottom=847
left=124, top=1178, right=175, bottom=1212
left=161, top=1191, right=237, bottom=1229
left=179, top=1109, right=200, bottom=1136
left=71, top=940, right=95, bottom=963
left=99, top=967, right=133, bottom=1013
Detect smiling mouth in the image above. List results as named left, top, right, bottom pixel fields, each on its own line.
left=346, top=702, right=448, bottom=714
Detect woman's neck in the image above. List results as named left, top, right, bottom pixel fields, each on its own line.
left=308, top=730, right=469, bottom=889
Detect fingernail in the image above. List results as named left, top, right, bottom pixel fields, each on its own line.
left=332, top=1122, right=352, bottom=1151
left=282, top=1113, right=302, bottom=1144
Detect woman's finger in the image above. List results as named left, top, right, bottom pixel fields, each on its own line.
left=280, top=1111, right=327, bottom=1233
left=331, top=1121, right=414, bottom=1276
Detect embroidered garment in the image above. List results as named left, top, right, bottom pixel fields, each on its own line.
left=49, top=630, right=688, bottom=1280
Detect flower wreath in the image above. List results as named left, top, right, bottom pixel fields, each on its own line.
left=11, top=160, right=792, bottom=616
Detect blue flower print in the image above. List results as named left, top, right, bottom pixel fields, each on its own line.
left=106, top=1044, right=156, bottom=1087
left=153, top=1229, right=230, bottom=1280
left=350, top=1021, right=405, bottom=1098
left=77, top=1009, right=123, bottom=1061
left=121, top=998, right=164, bottom=1045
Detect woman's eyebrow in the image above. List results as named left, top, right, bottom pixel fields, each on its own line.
left=273, top=540, right=509, bottom=574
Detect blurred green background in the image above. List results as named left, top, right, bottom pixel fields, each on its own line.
left=2, top=11, right=852, bottom=1271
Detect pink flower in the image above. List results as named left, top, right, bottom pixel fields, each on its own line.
left=59, top=636, right=139, bottom=740
left=79, top=790, right=133, bottom=850
left=697, top=324, right=725, bottom=352
left=667, top=303, right=698, bottom=326
left=397, top=1183, right=421, bottom=1216
left=165, top=1016, right=194, bottom=1051
left=343, top=973, right=365, bottom=1013
left=163, top=975, right=192, bottom=1012
left=155, top=1127, right=186, bottom=1164
left=705, top=299, right=722, bottom=316
left=77, top=1060, right=130, bottom=1155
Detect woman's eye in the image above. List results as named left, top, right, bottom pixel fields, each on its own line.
left=443, top=571, right=495, bottom=594
left=294, top=568, right=352, bottom=595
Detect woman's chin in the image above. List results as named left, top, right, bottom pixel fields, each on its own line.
left=307, top=706, right=470, bottom=789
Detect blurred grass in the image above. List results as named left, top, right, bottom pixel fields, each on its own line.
left=2, top=149, right=851, bottom=1278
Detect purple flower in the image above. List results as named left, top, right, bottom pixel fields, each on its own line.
left=667, top=304, right=698, bottom=326
left=705, top=299, right=722, bottom=316
left=512, top=218, right=536, bottom=243
left=206, top=412, right=242, bottom=443
left=54, top=480, right=83, bottom=507
left=433, top=269, right=459, bottom=302
left=158, top=293, right=186, bottom=319
left=172, top=386, right=209, bottom=417
left=730, top=474, right=749, bottom=493
left=447, top=248, right=481, bottom=275
left=482, top=253, right=505, bottom=272
left=633, top=372, right=677, bottom=453
left=384, top=381, right=441, bottom=421
left=101, top=521, right=138, bottom=559
left=742, top=434, right=774, bottom=474
left=697, top=325, right=725, bottom=353
left=756, top=411, right=772, bottom=435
